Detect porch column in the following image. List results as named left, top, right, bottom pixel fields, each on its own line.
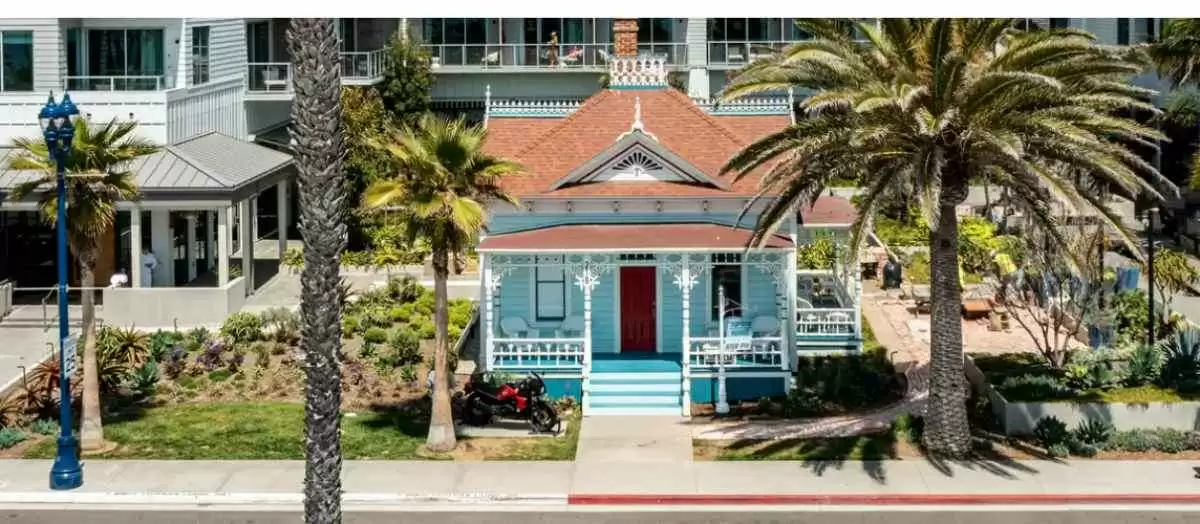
left=482, top=254, right=496, bottom=369
left=239, top=199, right=254, bottom=295
left=276, top=180, right=289, bottom=267
left=129, top=209, right=143, bottom=287
left=228, top=204, right=238, bottom=255
left=574, top=264, right=601, bottom=413
left=854, top=265, right=864, bottom=344
left=217, top=207, right=231, bottom=286
left=672, top=261, right=701, bottom=416
left=150, top=210, right=172, bottom=286
left=785, top=247, right=798, bottom=375
left=206, top=211, right=216, bottom=271
left=184, top=213, right=198, bottom=282
left=250, top=194, right=260, bottom=243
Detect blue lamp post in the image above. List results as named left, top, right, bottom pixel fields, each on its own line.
left=40, top=92, right=83, bottom=491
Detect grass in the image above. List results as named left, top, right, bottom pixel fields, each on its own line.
left=695, top=416, right=924, bottom=461
left=22, top=402, right=579, bottom=460
left=970, top=352, right=1200, bottom=404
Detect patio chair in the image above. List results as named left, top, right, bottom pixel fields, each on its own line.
left=499, top=317, right=533, bottom=338
left=596, top=49, right=612, bottom=64
left=555, top=315, right=585, bottom=337
left=480, top=51, right=500, bottom=66
left=750, top=316, right=781, bottom=337
left=559, top=47, right=583, bottom=66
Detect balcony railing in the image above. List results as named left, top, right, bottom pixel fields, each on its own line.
left=636, top=43, right=688, bottom=66
left=707, top=41, right=795, bottom=66
left=64, top=75, right=167, bottom=91
left=796, top=308, right=857, bottom=336
left=340, top=49, right=385, bottom=81
left=247, top=63, right=293, bottom=94
left=424, top=43, right=616, bottom=70
left=689, top=337, right=784, bottom=367
left=490, top=337, right=586, bottom=369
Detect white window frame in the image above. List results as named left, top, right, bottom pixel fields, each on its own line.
left=191, top=26, right=210, bottom=85
left=533, top=255, right=568, bottom=321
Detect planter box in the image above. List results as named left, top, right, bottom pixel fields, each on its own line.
left=965, top=356, right=1200, bottom=435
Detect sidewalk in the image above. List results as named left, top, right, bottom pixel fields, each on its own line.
left=2, top=459, right=1199, bottom=507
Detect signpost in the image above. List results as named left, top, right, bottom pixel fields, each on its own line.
left=61, top=336, right=78, bottom=379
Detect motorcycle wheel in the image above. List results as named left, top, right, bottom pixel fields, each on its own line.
left=462, top=395, right=492, bottom=426
left=529, top=400, right=560, bottom=434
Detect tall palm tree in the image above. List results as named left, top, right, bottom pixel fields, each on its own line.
left=287, top=18, right=348, bottom=523
left=6, top=118, right=155, bottom=452
left=721, top=19, right=1173, bottom=457
left=1148, top=19, right=1200, bottom=88
left=361, top=114, right=521, bottom=452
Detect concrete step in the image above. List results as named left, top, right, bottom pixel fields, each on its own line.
left=586, top=405, right=683, bottom=416
left=589, top=394, right=683, bottom=405
left=590, top=382, right=680, bottom=394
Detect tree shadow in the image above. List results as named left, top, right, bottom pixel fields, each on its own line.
left=917, top=432, right=1046, bottom=480
left=722, top=431, right=896, bottom=484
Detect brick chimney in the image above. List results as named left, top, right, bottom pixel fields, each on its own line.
left=613, top=19, right=638, bottom=58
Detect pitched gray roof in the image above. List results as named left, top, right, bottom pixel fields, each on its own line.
left=0, top=132, right=293, bottom=194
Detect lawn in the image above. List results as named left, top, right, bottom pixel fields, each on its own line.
left=694, top=433, right=902, bottom=461
left=21, top=402, right=579, bottom=461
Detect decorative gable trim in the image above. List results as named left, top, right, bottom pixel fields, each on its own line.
left=550, top=132, right=730, bottom=190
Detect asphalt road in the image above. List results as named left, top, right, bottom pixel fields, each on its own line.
left=3, top=509, right=1200, bottom=524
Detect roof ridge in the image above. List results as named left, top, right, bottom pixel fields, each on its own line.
left=660, top=89, right=747, bottom=147
left=512, top=90, right=617, bottom=159
left=163, top=143, right=234, bottom=187
left=172, top=130, right=221, bottom=146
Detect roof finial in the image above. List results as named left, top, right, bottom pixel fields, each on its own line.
left=632, top=96, right=644, bottom=132
left=483, top=84, right=492, bottom=128
left=786, top=87, right=796, bottom=125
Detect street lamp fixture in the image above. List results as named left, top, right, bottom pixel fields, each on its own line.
left=39, top=91, right=83, bottom=491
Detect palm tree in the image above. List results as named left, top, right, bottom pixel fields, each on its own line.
left=1148, top=19, right=1200, bottom=88
left=721, top=19, right=1173, bottom=457
left=6, top=118, right=155, bottom=452
left=361, top=114, right=521, bottom=452
left=287, top=18, right=348, bottom=523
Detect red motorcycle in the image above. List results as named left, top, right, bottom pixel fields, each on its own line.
left=461, top=371, right=560, bottom=434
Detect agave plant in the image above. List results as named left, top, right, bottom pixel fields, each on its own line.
left=127, top=361, right=159, bottom=398
left=106, top=327, right=149, bottom=367
left=147, top=329, right=179, bottom=363
left=1159, top=328, right=1200, bottom=391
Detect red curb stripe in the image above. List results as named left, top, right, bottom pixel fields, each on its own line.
left=568, top=494, right=1200, bottom=506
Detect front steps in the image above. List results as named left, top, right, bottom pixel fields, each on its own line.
left=587, top=357, right=683, bottom=416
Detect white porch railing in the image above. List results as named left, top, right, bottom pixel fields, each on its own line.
left=707, top=40, right=794, bottom=66
left=340, top=49, right=386, bottom=81
left=796, top=308, right=857, bottom=336
left=64, top=75, right=167, bottom=91
left=0, top=279, right=13, bottom=320
left=490, top=337, right=586, bottom=369
left=688, top=336, right=784, bottom=367
left=247, top=63, right=293, bottom=93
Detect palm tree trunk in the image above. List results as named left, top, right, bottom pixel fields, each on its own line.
left=77, top=250, right=104, bottom=451
left=923, top=191, right=972, bottom=458
left=426, top=247, right=456, bottom=452
left=288, top=18, right=347, bottom=524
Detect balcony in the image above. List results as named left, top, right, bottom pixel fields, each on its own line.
left=64, top=75, right=170, bottom=92
left=340, top=49, right=386, bottom=84
left=424, top=43, right=613, bottom=72
left=246, top=63, right=293, bottom=100
left=707, top=41, right=793, bottom=68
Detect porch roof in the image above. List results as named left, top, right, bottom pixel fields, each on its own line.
left=478, top=223, right=793, bottom=252
left=0, top=132, right=293, bottom=204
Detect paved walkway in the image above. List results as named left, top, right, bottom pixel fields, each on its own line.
left=1, top=459, right=1197, bottom=498
left=575, top=416, right=694, bottom=463
left=0, top=305, right=88, bottom=396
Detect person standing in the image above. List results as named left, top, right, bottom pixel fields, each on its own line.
left=547, top=31, right=559, bottom=66
left=139, top=247, right=159, bottom=287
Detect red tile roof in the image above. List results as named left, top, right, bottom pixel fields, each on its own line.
left=801, top=196, right=857, bottom=226
left=484, top=89, right=790, bottom=198
left=478, top=223, right=793, bottom=251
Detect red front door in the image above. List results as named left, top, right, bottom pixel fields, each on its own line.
left=619, top=267, right=657, bottom=352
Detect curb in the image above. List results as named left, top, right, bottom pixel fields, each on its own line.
left=568, top=494, right=1200, bottom=506
left=0, top=492, right=569, bottom=507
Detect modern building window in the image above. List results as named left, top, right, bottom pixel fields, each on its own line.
left=710, top=254, right=743, bottom=321
left=421, top=18, right=490, bottom=65
left=637, top=18, right=676, bottom=44
left=338, top=19, right=357, bottom=51
left=534, top=255, right=566, bottom=321
left=191, top=26, right=210, bottom=85
left=1049, top=19, right=1070, bottom=29
left=0, top=31, right=34, bottom=92
left=84, top=28, right=166, bottom=90
left=708, top=19, right=812, bottom=64
left=1117, top=19, right=1130, bottom=45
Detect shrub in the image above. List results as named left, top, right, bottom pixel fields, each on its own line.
left=1112, top=290, right=1150, bottom=345
left=892, top=414, right=925, bottom=444
left=957, top=216, right=1003, bottom=273
left=1159, top=328, right=1200, bottom=392
left=1064, top=348, right=1121, bottom=390
left=1033, top=416, right=1069, bottom=449
left=342, top=316, right=361, bottom=338
left=997, top=374, right=1078, bottom=401
left=386, top=274, right=425, bottom=303
left=791, top=352, right=900, bottom=413
left=796, top=235, right=837, bottom=270
left=415, top=291, right=435, bottom=315
left=363, top=327, right=389, bottom=345
left=364, top=307, right=394, bottom=330
left=387, top=328, right=423, bottom=366
left=781, top=388, right=823, bottom=417
left=1068, top=441, right=1099, bottom=457
left=1045, top=443, right=1070, bottom=458
left=251, top=342, right=272, bottom=368
left=399, top=364, right=420, bottom=384
left=358, top=341, right=378, bottom=360
left=128, top=361, right=159, bottom=398
left=164, top=346, right=189, bottom=379
left=1072, top=419, right=1113, bottom=446
left=195, top=339, right=229, bottom=372
left=389, top=306, right=412, bottom=324
left=1154, top=428, right=1188, bottom=454
left=1123, top=343, right=1164, bottom=387
left=0, top=427, right=27, bottom=449
left=28, top=419, right=57, bottom=436
left=281, top=247, right=304, bottom=268
left=186, top=326, right=212, bottom=346
left=260, top=307, right=301, bottom=344
left=147, top=329, right=178, bottom=362
left=220, top=312, right=263, bottom=344
left=1109, top=430, right=1155, bottom=452
left=341, top=250, right=372, bottom=268
left=1185, top=431, right=1200, bottom=451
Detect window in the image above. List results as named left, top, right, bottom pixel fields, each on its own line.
left=637, top=18, right=675, bottom=44
left=1049, top=19, right=1070, bottom=29
left=84, top=28, right=165, bottom=90
left=535, top=255, right=566, bottom=321
left=421, top=18, right=491, bottom=65
left=0, top=31, right=33, bottom=92
left=710, top=254, right=743, bottom=321
left=1117, top=19, right=1130, bottom=45
left=191, top=27, right=210, bottom=85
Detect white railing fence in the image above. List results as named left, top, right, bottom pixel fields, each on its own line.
left=0, top=280, right=12, bottom=320
left=340, top=49, right=386, bottom=80
left=688, top=336, right=784, bottom=367
left=64, top=75, right=167, bottom=91
left=490, top=337, right=586, bottom=369
left=796, top=308, right=857, bottom=336
left=707, top=40, right=794, bottom=65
